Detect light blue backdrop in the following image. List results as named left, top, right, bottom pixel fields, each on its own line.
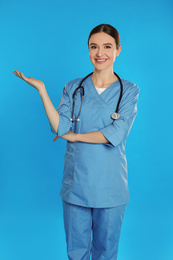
left=0, top=0, right=173, bottom=259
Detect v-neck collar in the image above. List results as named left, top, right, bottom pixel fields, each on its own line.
left=89, top=75, right=119, bottom=96
left=82, top=75, right=121, bottom=106
left=90, top=76, right=119, bottom=93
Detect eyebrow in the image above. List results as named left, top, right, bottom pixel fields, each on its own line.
left=89, top=43, right=113, bottom=46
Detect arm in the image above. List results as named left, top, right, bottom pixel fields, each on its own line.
left=77, top=131, right=109, bottom=143
left=53, top=130, right=109, bottom=143
left=13, top=70, right=60, bottom=133
left=100, top=83, right=140, bottom=147
left=39, top=86, right=59, bottom=133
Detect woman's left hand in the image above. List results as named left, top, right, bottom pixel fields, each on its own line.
left=53, top=131, right=77, bottom=142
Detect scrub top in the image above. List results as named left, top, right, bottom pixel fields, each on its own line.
left=52, top=75, right=140, bottom=208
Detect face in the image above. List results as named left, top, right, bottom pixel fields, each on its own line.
left=88, top=32, right=121, bottom=72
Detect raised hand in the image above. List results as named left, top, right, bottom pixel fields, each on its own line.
left=13, top=69, right=60, bottom=133
left=13, top=70, right=45, bottom=92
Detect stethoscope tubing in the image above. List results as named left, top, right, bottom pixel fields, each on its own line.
left=70, top=72, right=123, bottom=122
left=113, top=72, right=123, bottom=113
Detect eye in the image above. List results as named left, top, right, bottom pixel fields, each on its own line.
left=104, top=45, right=111, bottom=49
left=90, top=45, right=97, bottom=49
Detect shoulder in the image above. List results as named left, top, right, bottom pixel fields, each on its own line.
left=63, top=78, right=83, bottom=95
left=121, top=79, right=140, bottom=96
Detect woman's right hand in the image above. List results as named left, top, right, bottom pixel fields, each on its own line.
left=13, top=70, right=60, bottom=133
left=13, top=70, right=45, bottom=92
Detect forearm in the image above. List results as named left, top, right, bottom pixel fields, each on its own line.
left=39, top=86, right=59, bottom=133
left=76, top=131, right=109, bottom=144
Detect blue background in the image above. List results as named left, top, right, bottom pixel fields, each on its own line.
left=0, top=0, right=173, bottom=259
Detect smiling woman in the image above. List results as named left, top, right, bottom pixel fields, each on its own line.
left=89, top=32, right=120, bottom=72
left=88, top=24, right=122, bottom=88
left=13, top=24, right=139, bottom=260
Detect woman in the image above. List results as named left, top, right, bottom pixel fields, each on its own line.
left=13, top=24, right=139, bottom=260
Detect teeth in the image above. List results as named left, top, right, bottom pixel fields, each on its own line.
left=97, top=59, right=106, bottom=61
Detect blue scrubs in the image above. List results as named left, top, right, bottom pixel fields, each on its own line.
left=52, top=76, right=139, bottom=208
left=52, top=75, right=139, bottom=259
left=63, top=200, right=126, bottom=260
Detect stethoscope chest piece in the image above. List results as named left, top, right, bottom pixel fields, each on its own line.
left=111, top=112, right=120, bottom=120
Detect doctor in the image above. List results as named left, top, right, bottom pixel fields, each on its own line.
left=13, top=24, right=139, bottom=260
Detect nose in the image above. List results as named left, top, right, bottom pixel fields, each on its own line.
left=96, top=47, right=104, bottom=57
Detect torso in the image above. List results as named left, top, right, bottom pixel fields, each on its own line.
left=59, top=76, right=138, bottom=208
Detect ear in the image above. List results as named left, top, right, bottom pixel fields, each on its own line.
left=116, top=46, right=122, bottom=57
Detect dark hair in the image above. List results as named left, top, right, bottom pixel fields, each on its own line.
left=88, top=24, right=120, bottom=50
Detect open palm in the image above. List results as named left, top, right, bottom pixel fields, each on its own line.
left=13, top=70, right=45, bottom=91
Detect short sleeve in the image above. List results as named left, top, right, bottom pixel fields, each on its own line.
left=100, top=83, right=140, bottom=147
left=51, top=82, right=72, bottom=136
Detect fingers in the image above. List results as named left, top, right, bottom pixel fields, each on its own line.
left=53, top=136, right=59, bottom=142
left=20, top=72, right=25, bottom=79
left=13, top=70, right=27, bottom=81
left=13, top=70, right=21, bottom=77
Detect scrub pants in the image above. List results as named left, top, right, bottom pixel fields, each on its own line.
left=62, top=200, right=126, bottom=260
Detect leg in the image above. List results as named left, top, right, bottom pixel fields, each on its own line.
left=92, top=204, right=126, bottom=260
left=62, top=200, right=92, bottom=260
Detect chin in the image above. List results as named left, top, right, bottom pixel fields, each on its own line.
left=94, top=64, right=113, bottom=72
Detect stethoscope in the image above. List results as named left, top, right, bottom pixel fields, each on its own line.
left=70, top=72, right=123, bottom=122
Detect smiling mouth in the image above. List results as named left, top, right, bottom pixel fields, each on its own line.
left=95, top=59, right=107, bottom=64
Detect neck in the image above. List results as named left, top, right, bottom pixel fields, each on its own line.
left=91, top=68, right=117, bottom=88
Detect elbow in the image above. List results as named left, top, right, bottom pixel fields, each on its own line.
left=50, top=123, right=59, bottom=135
left=55, top=115, right=72, bottom=137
